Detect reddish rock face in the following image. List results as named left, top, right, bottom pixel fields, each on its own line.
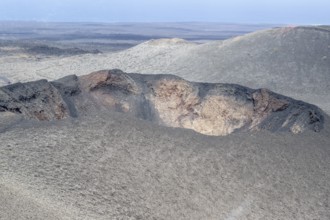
left=148, top=79, right=253, bottom=135
left=80, top=70, right=139, bottom=93
left=0, top=69, right=325, bottom=135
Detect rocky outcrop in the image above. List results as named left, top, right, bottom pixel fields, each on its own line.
left=0, top=80, right=70, bottom=121
left=0, top=69, right=325, bottom=135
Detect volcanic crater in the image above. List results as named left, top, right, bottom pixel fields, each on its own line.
left=0, top=69, right=324, bottom=135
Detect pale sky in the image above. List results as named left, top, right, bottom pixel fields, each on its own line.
left=0, top=0, right=329, bottom=24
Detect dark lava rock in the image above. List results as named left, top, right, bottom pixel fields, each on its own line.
left=26, top=45, right=101, bottom=56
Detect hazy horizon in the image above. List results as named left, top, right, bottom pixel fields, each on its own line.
left=0, top=0, right=329, bottom=25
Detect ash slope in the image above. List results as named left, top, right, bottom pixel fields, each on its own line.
left=110, top=26, right=330, bottom=95
left=0, top=69, right=325, bottom=136
left=1, top=109, right=330, bottom=220
left=164, top=26, right=330, bottom=92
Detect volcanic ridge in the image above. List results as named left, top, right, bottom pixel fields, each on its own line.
left=0, top=69, right=324, bottom=136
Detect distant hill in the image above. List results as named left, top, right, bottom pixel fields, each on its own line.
left=108, top=26, right=329, bottom=93
left=166, top=26, right=330, bottom=93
